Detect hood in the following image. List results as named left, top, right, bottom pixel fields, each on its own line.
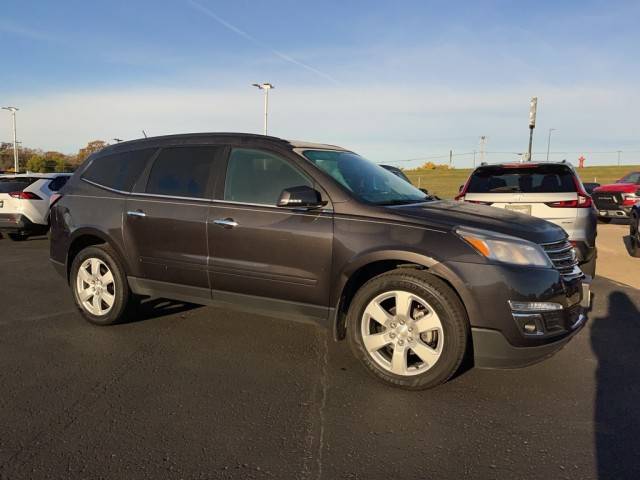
left=387, top=200, right=567, bottom=245
left=593, top=183, right=638, bottom=193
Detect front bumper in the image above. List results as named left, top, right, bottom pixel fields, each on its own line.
left=438, top=260, right=589, bottom=368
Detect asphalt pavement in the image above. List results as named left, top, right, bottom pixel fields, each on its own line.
left=1, top=236, right=639, bottom=480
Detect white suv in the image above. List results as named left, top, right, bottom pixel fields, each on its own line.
left=456, top=162, right=598, bottom=277
left=0, top=173, right=71, bottom=241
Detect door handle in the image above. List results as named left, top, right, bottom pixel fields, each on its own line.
left=213, top=218, right=239, bottom=228
left=127, top=210, right=146, bottom=218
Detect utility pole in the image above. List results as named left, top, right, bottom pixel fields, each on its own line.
left=473, top=150, right=477, bottom=168
left=546, top=128, right=556, bottom=162
left=252, top=83, right=274, bottom=135
left=479, top=136, right=487, bottom=164
left=617, top=150, right=622, bottom=166
left=449, top=149, right=453, bottom=168
left=527, top=97, right=538, bottom=162
left=2, top=106, right=19, bottom=173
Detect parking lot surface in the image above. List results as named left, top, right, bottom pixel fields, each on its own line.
left=1, top=233, right=639, bottom=480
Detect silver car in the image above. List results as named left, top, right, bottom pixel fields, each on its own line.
left=456, top=162, right=597, bottom=277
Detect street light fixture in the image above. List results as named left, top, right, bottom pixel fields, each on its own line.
left=252, top=83, right=274, bottom=135
left=546, top=128, right=556, bottom=162
left=527, top=97, right=537, bottom=162
left=2, top=106, right=19, bottom=173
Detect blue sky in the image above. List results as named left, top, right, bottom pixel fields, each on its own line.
left=1, top=0, right=639, bottom=166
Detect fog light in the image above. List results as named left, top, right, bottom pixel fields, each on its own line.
left=508, top=301, right=563, bottom=312
left=512, top=312, right=545, bottom=336
left=523, top=323, right=538, bottom=334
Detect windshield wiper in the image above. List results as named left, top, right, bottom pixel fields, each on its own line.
left=376, top=198, right=429, bottom=206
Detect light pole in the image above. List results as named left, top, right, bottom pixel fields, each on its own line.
left=546, top=128, right=556, bottom=162
left=252, top=83, right=274, bottom=135
left=2, top=106, right=19, bottom=173
left=527, top=97, right=537, bottom=162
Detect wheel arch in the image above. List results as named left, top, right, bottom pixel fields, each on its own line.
left=66, top=228, right=130, bottom=282
left=331, top=250, right=472, bottom=341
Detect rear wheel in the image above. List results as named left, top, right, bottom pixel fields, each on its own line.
left=347, top=269, right=469, bottom=390
left=8, top=233, right=29, bottom=241
left=70, top=245, right=134, bottom=325
left=631, top=212, right=640, bottom=258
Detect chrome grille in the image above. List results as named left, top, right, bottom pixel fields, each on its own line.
left=541, top=239, right=583, bottom=281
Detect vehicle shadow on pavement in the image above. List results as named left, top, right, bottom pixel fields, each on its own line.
left=591, top=290, right=640, bottom=480
left=123, top=298, right=201, bottom=324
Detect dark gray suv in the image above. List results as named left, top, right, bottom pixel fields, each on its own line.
left=50, top=133, right=590, bottom=390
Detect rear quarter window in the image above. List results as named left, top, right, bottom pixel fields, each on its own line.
left=48, top=176, right=69, bottom=192
left=82, top=148, right=156, bottom=192
left=467, top=165, right=577, bottom=193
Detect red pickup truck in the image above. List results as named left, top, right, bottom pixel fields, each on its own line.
left=591, top=171, right=640, bottom=223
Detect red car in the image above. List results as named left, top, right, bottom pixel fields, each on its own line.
left=591, top=171, right=640, bottom=223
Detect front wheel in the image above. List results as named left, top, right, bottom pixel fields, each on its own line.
left=70, top=245, right=134, bottom=325
left=347, top=269, right=469, bottom=390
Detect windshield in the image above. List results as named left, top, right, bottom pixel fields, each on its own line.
left=302, top=150, right=428, bottom=205
left=466, top=165, right=576, bottom=193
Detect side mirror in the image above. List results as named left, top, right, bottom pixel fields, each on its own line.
left=583, top=182, right=600, bottom=194
left=419, top=188, right=429, bottom=195
left=277, top=185, right=325, bottom=208
left=458, top=184, right=464, bottom=192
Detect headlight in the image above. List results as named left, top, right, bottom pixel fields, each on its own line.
left=456, top=227, right=552, bottom=268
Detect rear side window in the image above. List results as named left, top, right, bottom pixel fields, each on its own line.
left=0, top=178, right=38, bottom=193
left=466, top=165, right=577, bottom=193
left=48, top=176, right=69, bottom=192
left=83, top=149, right=155, bottom=192
left=224, top=148, right=311, bottom=205
left=145, top=147, right=216, bottom=199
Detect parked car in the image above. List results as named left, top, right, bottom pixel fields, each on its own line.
left=630, top=203, right=640, bottom=257
left=50, top=134, right=589, bottom=390
left=455, top=162, right=597, bottom=277
left=591, top=171, right=640, bottom=223
left=0, top=173, right=71, bottom=240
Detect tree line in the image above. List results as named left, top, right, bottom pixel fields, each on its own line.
left=0, top=140, right=109, bottom=173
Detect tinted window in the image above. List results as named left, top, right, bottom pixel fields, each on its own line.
left=83, top=149, right=155, bottom=191
left=146, top=147, right=215, bottom=198
left=224, top=148, right=311, bottom=205
left=0, top=177, right=38, bottom=193
left=48, top=176, right=69, bottom=192
left=619, top=172, right=640, bottom=184
left=466, top=165, right=577, bottom=194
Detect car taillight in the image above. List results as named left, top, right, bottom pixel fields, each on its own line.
left=546, top=196, right=592, bottom=208
left=9, top=191, right=42, bottom=200
left=50, top=193, right=63, bottom=207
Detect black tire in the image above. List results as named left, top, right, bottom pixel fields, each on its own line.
left=347, top=268, right=469, bottom=390
left=8, top=233, right=28, bottom=241
left=70, top=244, right=134, bottom=325
left=631, top=212, right=640, bottom=258
left=581, top=255, right=597, bottom=278
left=598, top=217, right=612, bottom=224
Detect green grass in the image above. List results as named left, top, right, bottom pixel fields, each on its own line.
left=403, top=165, right=640, bottom=199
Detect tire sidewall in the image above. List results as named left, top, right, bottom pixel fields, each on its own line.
left=347, top=271, right=468, bottom=390
left=70, top=245, right=129, bottom=325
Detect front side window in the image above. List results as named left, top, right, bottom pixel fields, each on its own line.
left=146, top=147, right=216, bottom=199
left=302, top=150, right=427, bottom=205
left=466, top=165, right=577, bottom=194
left=224, top=148, right=311, bottom=205
left=83, top=149, right=155, bottom=192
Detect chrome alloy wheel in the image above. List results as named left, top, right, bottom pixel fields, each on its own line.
left=76, top=258, right=116, bottom=316
left=361, top=290, right=444, bottom=376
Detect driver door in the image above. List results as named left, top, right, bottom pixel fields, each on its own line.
left=207, top=147, right=334, bottom=320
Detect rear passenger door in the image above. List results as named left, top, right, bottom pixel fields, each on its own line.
left=124, top=146, right=222, bottom=298
left=207, top=147, right=333, bottom=320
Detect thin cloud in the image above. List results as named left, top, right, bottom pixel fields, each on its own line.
left=186, top=0, right=339, bottom=85
left=0, top=20, right=55, bottom=42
